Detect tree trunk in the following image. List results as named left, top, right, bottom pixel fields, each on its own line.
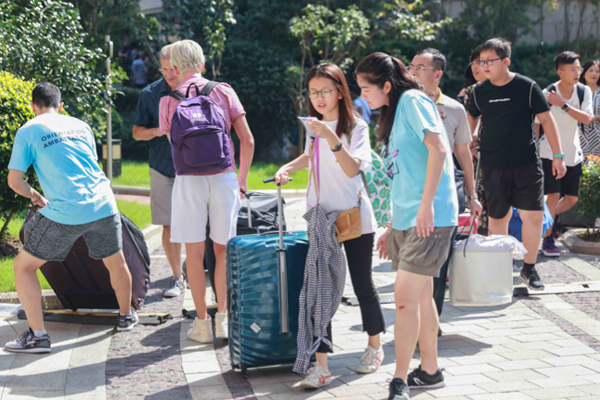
left=540, top=0, right=545, bottom=40
left=0, top=209, right=17, bottom=240
left=564, top=0, right=570, bottom=42
left=575, top=1, right=587, bottom=41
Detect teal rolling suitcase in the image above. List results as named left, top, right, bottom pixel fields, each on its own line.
left=227, top=179, right=308, bottom=377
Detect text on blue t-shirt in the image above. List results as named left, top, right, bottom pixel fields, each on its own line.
left=8, top=113, right=118, bottom=225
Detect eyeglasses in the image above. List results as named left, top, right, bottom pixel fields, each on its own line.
left=159, top=68, right=176, bottom=75
left=477, top=57, right=504, bottom=67
left=562, top=67, right=583, bottom=73
left=308, top=89, right=336, bottom=99
left=407, top=65, right=436, bottom=72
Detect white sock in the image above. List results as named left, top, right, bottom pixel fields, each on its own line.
left=32, top=329, right=46, bottom=338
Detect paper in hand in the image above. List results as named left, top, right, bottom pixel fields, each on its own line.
left=298, top=116, right=318, bottom=138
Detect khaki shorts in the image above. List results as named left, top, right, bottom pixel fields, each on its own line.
left=150, top=168, right=175, bottom=226
left=388, top=226, right=455, bottom=278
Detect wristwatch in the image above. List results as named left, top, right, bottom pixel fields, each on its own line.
left=466, top=195, right=478, bottom=201
left=561, top=103, right=570, bottom=112
left=331, top=143, right=343, bottom=152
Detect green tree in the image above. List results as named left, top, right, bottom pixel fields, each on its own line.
left=160, top=0, right=237, bottom=79
left=67, top=0, right=160, bottom=65
left=288, top=0, right=450, bottom=149
left=0, top=0, right=117, bottom=137
left=446, top=0, right=557, bottom=44
left=0, top=72, right=39, bottom=239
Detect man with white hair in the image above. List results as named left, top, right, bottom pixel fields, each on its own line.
left=133, top=44, right=185, bottom=298
left=159, top=40, right=255, bottom=342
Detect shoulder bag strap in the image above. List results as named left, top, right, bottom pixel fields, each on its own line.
left=307, top=139, right=320, bottom=207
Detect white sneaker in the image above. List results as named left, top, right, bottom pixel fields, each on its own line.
left=215, top=312, right=228, bottom=339
left=164, top=276, right=185, bottom=298
left=299, top=362, right=332, bottom=389
left=187, top=316, right=213, bottom=343
left=356, top=345, right=384, bottom=374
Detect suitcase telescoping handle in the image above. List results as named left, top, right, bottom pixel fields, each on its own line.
left=241, top=190, right=252, bottom=229
left=263, top=176, right=293, bottom=333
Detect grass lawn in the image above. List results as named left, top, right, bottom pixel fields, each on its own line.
left=0, top=257, right=51, bottom=292
left=105, top=160, right=309, bottom=190
left=0, top=199, right=151, bottom=293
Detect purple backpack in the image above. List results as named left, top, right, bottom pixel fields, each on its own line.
left=169, top=81, right=232, bottom=175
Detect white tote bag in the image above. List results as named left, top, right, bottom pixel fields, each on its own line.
left=449, top=235, right=527, bottom=307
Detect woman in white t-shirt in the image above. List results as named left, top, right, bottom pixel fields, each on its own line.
left=275, top=63, right=385, bottom=389
left=580, top=59, right=600, bottom=156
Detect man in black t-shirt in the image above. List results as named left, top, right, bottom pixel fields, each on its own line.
left=467, top=38, right=566, bottom=291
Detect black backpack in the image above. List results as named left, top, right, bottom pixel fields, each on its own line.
left=538, top=82, right=586, bottom=138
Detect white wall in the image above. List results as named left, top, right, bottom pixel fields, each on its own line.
left=139, top=0, right=163, bottom=15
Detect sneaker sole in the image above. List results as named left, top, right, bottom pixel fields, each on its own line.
left=116, top=319, right=139, bottom=332
left=542, top=250, right=560, bottom=257
left=356, top=368, right=377, bottom=374
left=186, top=334, right=213, bottom=343
left=300, top=380, right=331, bottom=389
left=408, top=381, right=445, bottom=389
left=163, top=291, right=182, bottom=298
left=518, top=275, right=545, bottom=291
left=4, top=346, right=51, bottom=354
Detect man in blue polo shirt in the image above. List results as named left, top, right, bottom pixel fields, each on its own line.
left=133, top=44, right=184, bottom=297
left=5, top=83, right=138, bottom=354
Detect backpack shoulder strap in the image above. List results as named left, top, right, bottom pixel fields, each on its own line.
left=545, top=83, right=556, bottom=93
left=200, top=81, right=219, bottom=97
left=168, top=90, right=185, bottom=101
left=577, top=83, right=585, bottom=107
left=471, top=84, right=482, bottom=113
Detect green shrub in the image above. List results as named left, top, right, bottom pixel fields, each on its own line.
left=113, top=108, right=149, bottom=161
left=0, top=72, right=40, bottom=238
left=575, top=156, right=600, bottom=234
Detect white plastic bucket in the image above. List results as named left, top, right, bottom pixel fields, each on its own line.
left=449, top=235, right=519, bottom=306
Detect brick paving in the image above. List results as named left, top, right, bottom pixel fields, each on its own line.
left=5, top=196, right=600, bottom=399
left=105, top=248, right=192, bottom=400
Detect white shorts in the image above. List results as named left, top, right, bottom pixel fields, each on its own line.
left=170, top=172, right=240, bottom=245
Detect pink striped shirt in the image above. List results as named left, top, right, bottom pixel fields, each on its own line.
left=159, top=74, right=246, bottom=175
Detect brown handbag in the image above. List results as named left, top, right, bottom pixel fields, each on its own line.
left=309, top=139, right=362, bottom=243
left=333, top=191, right=362, bottom=242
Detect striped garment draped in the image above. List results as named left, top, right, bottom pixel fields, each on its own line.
left=293, top=205, right=346, bottom=374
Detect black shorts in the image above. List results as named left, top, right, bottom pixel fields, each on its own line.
left=542, top=158, right=582, bottom=197
left=481, top=161, right=545, bottom=219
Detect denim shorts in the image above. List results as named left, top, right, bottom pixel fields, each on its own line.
left=23, top=212, right=122, bottom=262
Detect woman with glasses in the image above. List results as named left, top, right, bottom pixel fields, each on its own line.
left=275, top=63, right=386, bottom=389
left=579, top=60, right=600, bottom=156
left=458, top=45, right=485, bottom=107
left=356, top=52, right=458, bottom=400
left=459, top=45, right=490, bottom=235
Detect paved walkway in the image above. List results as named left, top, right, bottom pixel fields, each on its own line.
left=2, top=196, right=600, bottom=399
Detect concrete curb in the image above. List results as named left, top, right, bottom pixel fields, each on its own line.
left=0, top=222, right=164, bottom=311
left=563, top=229, right=600, bottom=255
left=113, top=185, right=151, bottom=196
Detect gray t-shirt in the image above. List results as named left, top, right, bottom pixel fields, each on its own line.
left=436, top=90, right=472, bottom=151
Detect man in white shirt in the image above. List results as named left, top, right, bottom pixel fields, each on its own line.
left=536, top=51, right=595, bottom=257
left=409, top=48, right=482, bottom=319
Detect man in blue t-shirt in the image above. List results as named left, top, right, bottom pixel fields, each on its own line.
left=4, top=83, right=138, bottom=354
left=133, top=44, right=184, bottom=298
